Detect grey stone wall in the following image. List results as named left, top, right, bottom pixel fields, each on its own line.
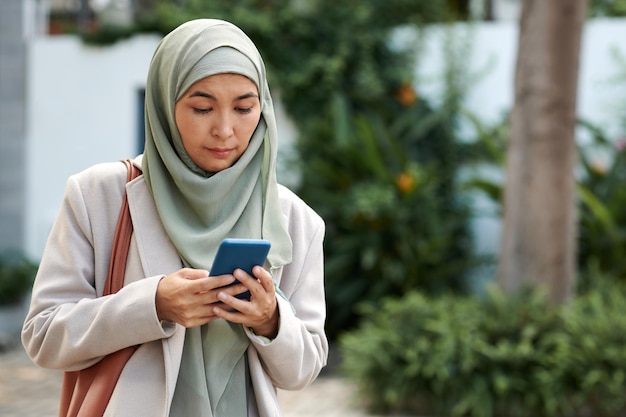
left=0, top=0, right=26, bottom=253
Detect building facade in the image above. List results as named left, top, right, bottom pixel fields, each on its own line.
left=0, top=0, right=27, bottom=253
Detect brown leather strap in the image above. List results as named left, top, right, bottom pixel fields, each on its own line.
left=103, top=159, right=141, bottom=296
left=60, top=159, right=142, bottom=417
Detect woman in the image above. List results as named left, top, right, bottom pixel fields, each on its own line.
left=22, top=19, right=327, bottom=417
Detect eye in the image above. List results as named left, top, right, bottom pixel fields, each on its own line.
left=193, top=107, right=211, bottom=114
left=236, top=107, right=253, bottom=114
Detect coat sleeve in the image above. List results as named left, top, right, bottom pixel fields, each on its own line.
left=245, top=187, right=328, bottom=390
left=21, top=163, right=174, bottom=371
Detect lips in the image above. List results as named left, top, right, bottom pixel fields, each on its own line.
left=208, top=147, right=233, bottom=158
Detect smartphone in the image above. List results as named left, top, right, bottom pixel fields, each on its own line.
left=210, top=238, right=271, bottom=300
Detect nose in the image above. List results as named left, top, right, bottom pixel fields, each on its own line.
left=211, top=112, right=234, bottom=139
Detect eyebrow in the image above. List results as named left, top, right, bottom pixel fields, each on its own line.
left=188, top=91, right=259, bottom=101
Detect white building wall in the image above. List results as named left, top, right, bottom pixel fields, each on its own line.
left=25, top=35, right=160, bottom=258
left=411, top=18, right=626, bottom=136
left=24, top=18, right=626, bottom=260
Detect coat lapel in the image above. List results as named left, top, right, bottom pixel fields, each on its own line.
left=126, top=176, right=181, bottom=278
left=126, top=175, right=186, bottom=401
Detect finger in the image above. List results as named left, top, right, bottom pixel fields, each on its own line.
left=177, top=298, right=237, bottom=327
left=213, top=294, right=248, bottom=322
left=213, top=307, right=244, bottom=324
left=189, top=274, right=237, bottom=293
left=180, top=268, right=209, bottom=280
left=232, top=269, right=263, bottom=301
left=232, top=268, right=255, bottom=286
left=206, top=283, right=249, bottom=300
left=180, top=311, right=221, bottom=328
left=252, top=265, right=275, bottom=292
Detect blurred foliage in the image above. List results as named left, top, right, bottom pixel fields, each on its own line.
left=109, top=0, right=488, bottom=339
left=74, top=2, right=626, bottom=338
left=303, top=91, right=483, bottom=339
left=467, top=116, right=626, bottom=292
left=340, top=279, right=626, bottom=417
left=576, top=120, right=626, bottom=290
left=0, top=251, right=37, bottom=305
left=143, top=0, right=451, bottom=119
left=589, top=0, right=626, bottom=16
left=460, top=110, right=510, bottom=208
left=561, top=277, right=626, bottom=415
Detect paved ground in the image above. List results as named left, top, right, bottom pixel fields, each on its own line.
left=0, top=342, right=373, bottom=417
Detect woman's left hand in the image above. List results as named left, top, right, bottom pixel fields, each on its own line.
left=214, top=265, right=279, bottom=339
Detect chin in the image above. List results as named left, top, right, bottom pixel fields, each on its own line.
left=202, top=162, right=233, bottom=173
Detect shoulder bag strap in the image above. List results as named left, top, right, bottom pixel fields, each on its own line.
left=103, top=159, right=141, bottom=295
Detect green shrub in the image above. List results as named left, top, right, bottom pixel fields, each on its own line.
left=340, top=283, right=626, bottom=417
left=299, top=94, right=478, bottom=339
left=576, top=120, right=626, bottom=289
left=589, top=0, right=626, bottom=16
left=561, top=281, right=626, bottom=416
left=0, top=251, right=37, bottom=305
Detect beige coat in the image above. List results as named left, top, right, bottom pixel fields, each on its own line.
left=22, top=156, right=328, bottom=417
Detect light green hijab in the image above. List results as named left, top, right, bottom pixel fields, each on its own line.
left=143, top=18, right=292, bottom=270
left=142, top=19, right=292, bottom=416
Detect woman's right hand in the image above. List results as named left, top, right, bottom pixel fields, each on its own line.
left=155, top=268, right=247, bottom=327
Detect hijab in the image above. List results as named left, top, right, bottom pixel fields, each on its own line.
left=142, top=19, right=292, bottom=416
left=143, top=18, right=292, bottom=271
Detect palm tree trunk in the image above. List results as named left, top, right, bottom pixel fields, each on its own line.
left=497, top=0, right=588, bottom=303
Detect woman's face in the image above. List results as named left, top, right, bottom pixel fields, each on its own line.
left=175, top=73, right=261, bottom=172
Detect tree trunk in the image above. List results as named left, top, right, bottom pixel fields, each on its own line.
left=484, top=0, right=494, bottom=21
left=497, top=0, right=587, bottom=303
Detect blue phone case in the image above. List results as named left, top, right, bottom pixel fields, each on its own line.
left=210, top=238, right=271, bottom=300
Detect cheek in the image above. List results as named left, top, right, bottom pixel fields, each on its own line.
left=175, top=111, right=200, bottom=143
left=243, top=115, right=261, bottom=141
left=174, top=106, right=187, bottom=137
